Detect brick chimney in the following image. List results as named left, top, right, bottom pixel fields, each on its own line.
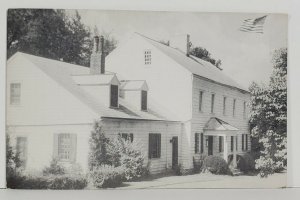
left=170, top=34, right=192, bottom=57
left=90, top=35, right=105, bottom=74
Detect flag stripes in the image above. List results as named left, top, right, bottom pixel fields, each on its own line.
left=240, top=15, right=267, bottom=33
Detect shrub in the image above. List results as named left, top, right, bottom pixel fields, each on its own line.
left=237, top=153, right=256, bottom=173
left=202, top=156, right=232, bottom=175
left=43, top=159, right=65, bottom=176
left=89, top=165, right=125, bottom=188
left=47, top=174, right=88, bottom=189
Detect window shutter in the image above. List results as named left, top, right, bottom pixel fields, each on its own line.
left=242, top=134, right=245, bottom=151
left=236, top=136, right=238, bottom=151
left=130, top=133, right=134, bottom=142
left=195, top=133, right=199, bottom=153
left=231, top=136, right=234, bottom=152
left=158, top=134, right=161, bottom=158
left=70, top=134, right=77, bottom=162
left=53, top=134, right=59, bottom=159
left=219, top=136, right=222, bottom=152
left=246, top=135, right=248, bottom=151
left=148, top=134, right=152, bottom=159
left=200, top=133, right=204, bottom=153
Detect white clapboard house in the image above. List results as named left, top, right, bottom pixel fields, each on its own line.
left=6, top=33, right=250, bottom=174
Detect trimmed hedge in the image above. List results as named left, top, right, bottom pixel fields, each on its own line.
left=89, top=165, right=125, bottom=188
left=202, top=156, right=232, bottom=175
left=7, top=173, right=87, bottom=189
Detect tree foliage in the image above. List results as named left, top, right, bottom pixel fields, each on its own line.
left=249, top=48, right=287, bottom=177
left=190, top=46, right=222, bottom=68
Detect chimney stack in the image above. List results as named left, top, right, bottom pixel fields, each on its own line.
left=90, top=35, right=105, bottom=74
left=169, top=34, right=192, bottom=57
left=186, top=34, right=191, bottom=57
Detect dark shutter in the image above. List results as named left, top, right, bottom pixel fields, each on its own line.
left=148, top=134, right=153, bottom=158
left=158, top=134, right=161, bottom=158
left=199, top=91, right=203, bottom=111
left=231, top=136, right=234, bottom=152
left=195, top=133, right=199, bottom=153
left=200, top=133, right=204, bottom=153
left=236, top=136, right=238, bottom=150
left=219, top=136, right=222, bottom=152
left=242, top=134, right=245, bottom=151
left=110, top=85, right=119, bottom=107
left=246, top=134, right=248, bottom=151
left=130, top=133, right=134, bottom=142
left=141, top=90, right=147, bottom=110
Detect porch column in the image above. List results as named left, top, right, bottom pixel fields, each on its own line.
left=233, top=135, right=237, bottom=168
left=223, top=135, right=228, bottom=162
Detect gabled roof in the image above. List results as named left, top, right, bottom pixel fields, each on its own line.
left=120, top=80, right=149, bottom=91
left=136, top=33, right=248, bottom=93
left=10, top=52, right=176, bottom=122
left=72, top=73, right=120, bottom=86
left=204, top=117, right=239, bottom=131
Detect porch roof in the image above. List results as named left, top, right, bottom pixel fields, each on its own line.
left=203, top=117, right=239, bottom=136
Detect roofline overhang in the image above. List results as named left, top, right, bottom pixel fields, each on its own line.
left=101, top=116, right=181, bottom=123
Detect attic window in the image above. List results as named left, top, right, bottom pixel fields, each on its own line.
left=144, top=50, right=151, bottom=65
left=141, top=90, right=148, bottom=111
left=110, top=85, right=119, bottom=107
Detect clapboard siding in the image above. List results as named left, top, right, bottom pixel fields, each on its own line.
left=191, top=75, right=251, bottom=159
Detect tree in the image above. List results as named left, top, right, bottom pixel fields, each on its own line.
left=190, top=46, right=222, bottom=68
left=7, top=9, right=91, bottom=66
left=249, top=48, right=287, bottom=177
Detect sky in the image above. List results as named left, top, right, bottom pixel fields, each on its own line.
left=70, top=10, right=287, bottom=89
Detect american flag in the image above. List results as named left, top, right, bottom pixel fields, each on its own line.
left=239, top=15, right=267, bottom=34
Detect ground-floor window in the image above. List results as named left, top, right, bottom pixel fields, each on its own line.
left=242, top=134, right=249, bottom=151
left=148, top=133, right=161, bottom=159
left=195, top=133, right=204, bottom=154
left=231, top=136, right=234, bottom=152
left=120, top=133, right=134, bottom=142
left=16, top=137, right=27, bottom=167
left=219, top=136, right=224, bottom=152
left=54, top=133, right=77, bottom=162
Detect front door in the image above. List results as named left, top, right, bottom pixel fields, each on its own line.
left=208, top=136, right=213, bottom=155
left=172, top=136, right=178, bottom=169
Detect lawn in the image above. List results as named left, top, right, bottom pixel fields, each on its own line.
left=118, top=171, right=286, bottom=189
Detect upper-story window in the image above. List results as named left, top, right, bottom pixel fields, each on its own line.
left=243, top=101, right=246, bottom=118
left=144, top=50, right=151, bottom=65
left=141, top=90, right=148, bottom=111
left=223, top=96, right=227, bottom=115
left=199, top=91, right=203, bottom=112
left=10, top=83, right=21, bottom=105
left=211, top=93, right=215, bottom=114
left=110, top=85, right=119, bottom=107
left=233, top=99, right=236, bottom=117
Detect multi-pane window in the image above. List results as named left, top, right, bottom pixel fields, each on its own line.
left=242, top=134, right=249, bottom=151
left=144, top=50, right=151, bottom=65
left=10, top=83, right=21, bottom=105
left=211, top=94, right=215, bottom=113
left=120, top=133, right=134, bottom=142
left=223, top=96, right=227, bottom=115
left=233, top=99, right=236, bottom=117
left=58, top=134, right=72, bottom=161
left=141, top=90, right=148, bottom=111
left=148, top=133, right=161, bottom=159
left=16, top=137, right=27, bottom=167
left=195, top=133, right=204, bottom=153
left=199, top=91, right=203, bottom=111
left=219, top=136, right=224, bottom=152
left=110, top=85, right=119, bottom=107
left=243, top=101, right=246, bottom=118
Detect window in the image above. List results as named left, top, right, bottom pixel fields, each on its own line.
left=199, top=91, right=203, bottom=111
left=10, top=83, right=21, bottom=105
left=243, top=101, right=246, bottom=118
left=56, top=133, right=77, bottom=162
left=144, top=50, right=151, bottom=65
left=148, top=133, right=161, bottom=159
left=223, top=96, right=227, bottom=115
left=195, top=133, right=204, bottom=154
left=236, top=136, right=238, bottom=151
left=141, top=90, right=148, bottom=111
left=233, top=99, right=236, bottom=117
left=120, top=133, right=134, bottom=142
left=242, top=134, right=249, bottom=151
left=219, top=136, right=224, bottom=152
left=211, top=94, right=215, bottom=113
left=110, top=85, right=119, bottom=107
left=200, top=133, right=204, bottom=153
left=16, top=137, right=27, bottom=167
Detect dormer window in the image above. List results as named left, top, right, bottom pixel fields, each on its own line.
left=110, top=84, right=119, bottom=107
left=141, top=90, right=148, bottom=111
left=144, top=50, right=151, bottom=65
